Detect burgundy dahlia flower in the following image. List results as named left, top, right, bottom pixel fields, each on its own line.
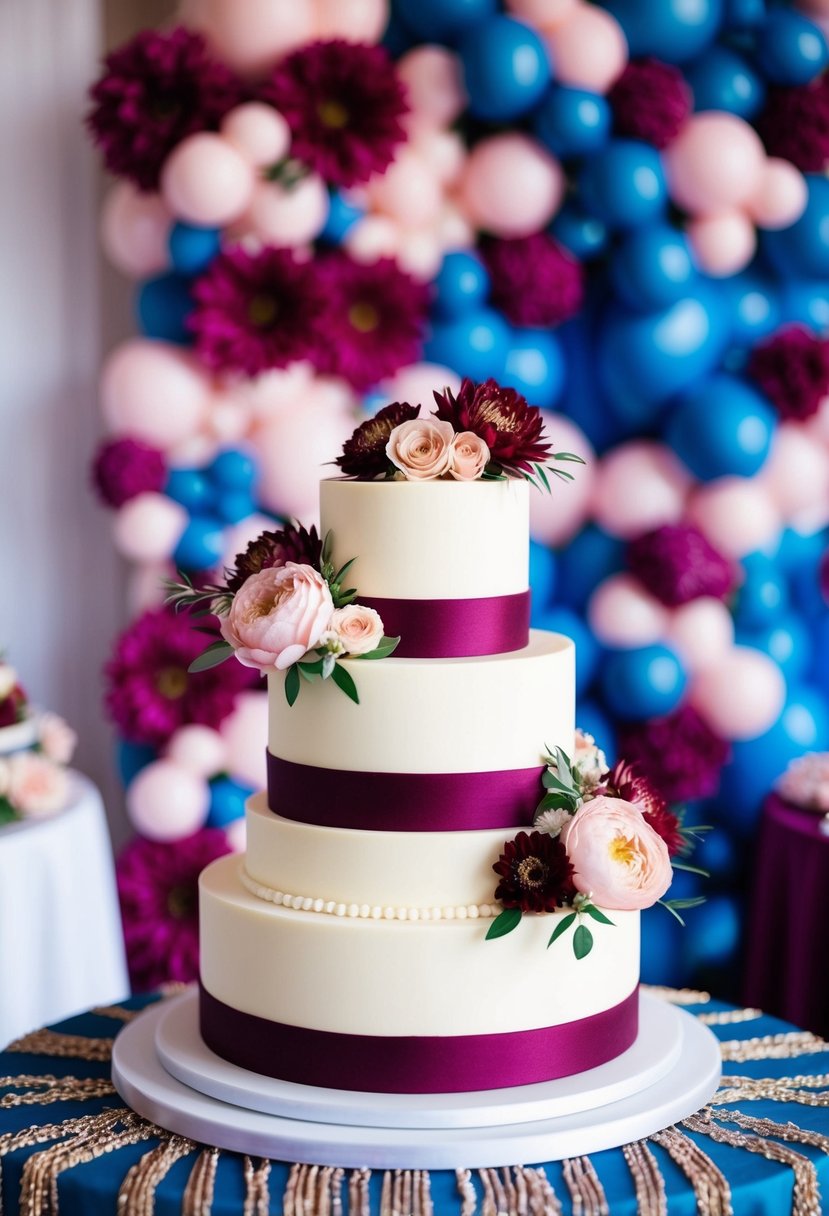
left=225, top=522, right=323, bottom=593
left=480, top=234, right=584, bottom=329
left=91, top=437, right=166, bottom=508
left=433, top=378, right=553, bottom=476
left=609, top=58, right=692, bottom=149
left=757, top=79, right=829, bottom=173
left=617, top=706, right=731, bottom=804
left=747, top=326, right=829, bottom=422
left=627, top=525, right=734, bottom=607
left=260, top=40, right=408, bottom=188
left=335, top=401, right=421, bottom=479
left=0, top=685, right=27, bottom=730
left=494, top=831, right=575, bottom=913
left=87, top=27, right=242, bottom=192
left=603, top=760, right=684, bottom=857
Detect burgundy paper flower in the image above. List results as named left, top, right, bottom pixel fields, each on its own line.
left=87, top=27, right=242, bottom=192
left=316, top=253, right=429, bottom=391
left=757, top=80, right=829, bottom=173
left=617, top=706, right=731, bottom=804
left=433, top=378, right=552, bottom=475
left=747, top=326, right=829, bottom=422
left=493, top=830, right=575, bottom=913
left=105, top=608, right=258, bottom=748
left=117, top=828, right=232, bottom=990
left=603, top=760, right=684, bottom=857
left=627, top=525, right=734, bottom=607
left=609, top=58, right=691, bottom=149
left=91, top=438, right=166, bottom=508
left=480, top=234, right=584, bottom=329
left=336, top=401, right=421, bottom=479
left=189, top=246, right=326, bottom=377
left=225, top=523, right=323, bottom=593
left=0, top=685, right=27, bottom=730
left=260, top=40, right=408, bottom=188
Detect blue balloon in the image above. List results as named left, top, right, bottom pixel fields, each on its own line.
left=810, top=616, right=829, bottom=698
left=575, top=700, right=617, bottom=761
left=600, top=645, right=687, bottom=720
left=459, top=16, right=551, bottom=121
left=209, top=449, right=257, bottom=492
left=381, top=12, right=414, bottom=56
left=503, top=328, right=565, bottom=409
left=737, top=615, right=813, bottom=683
left=683, top=895, right=741, bottom=970
left=393, top=0, right=496, bottom=41
left=532, top=606, right=599, bottom=696
left=215, top=491, right=256, bottom=525
left=639, top=906, right=686, bottom=987
left=423, top=308, right=510, bottom=381
left=556, top=525, right=625, bottom=609
left=790, top=554, right=828, bottom=618
left=763, top=175, right=829, bottom=279
left=320, top=191, right=363, bottom=243
left=733, top=552, right=788, bottom=629
left=115, top=738, right=157, bottom=787
left=136, top=273, right=193, bottom=344
left=602, top=0, right=722, bottom=62
left=697, top=828, right=737, bottom=881
left=529, top=539, right=557, bottom=612
left=549, top=203, right=609, bottom=261
left=168, top=222, right=221, bottom=275
left=727, top=270, right=781, bottom=347
left=779, top=279, right=829, bottom=333
left=174, top=516, right=225, bottom=572
left=610, top=224, right=697, bottom=312
left=207, top=776, right=255, bottom=828
left=684, top=45, right=765, bottom=118
left=665, top=373, right=775, bottom=480
left=433, top=251, right=490, bottom=319
left=755, top=9, right=829, bottom=85
left=165, top=468, right=213, bottom=512
left=723, top=0, right=766, bottom=28
left=556, top=317, right=632, bottom=451
left=579, top=140, right=667, bottom=229
left=533, top=86, right=611, bottom=158
left=774, top=525, right=827, bottom=575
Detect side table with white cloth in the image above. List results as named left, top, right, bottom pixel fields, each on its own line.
left=0, top=771, right=128, bottom=1047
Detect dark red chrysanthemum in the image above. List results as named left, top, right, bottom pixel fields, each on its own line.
left=105, top=608, right=258, bottom=748
left=493, top=830, right=575, bottom=913
left=433, top=378, right=553, bottom=475
left=609, top=58, right=692, bottom=149
left=260, top=40, right=408, bottom=188
left=757, top=79, right=829, bottom=173
left=189, top=246, right=326, bottom=377
left=0, top=685, right=27, bottom=729
left=336, top=401, right=421, bottom=479
left=747, top=326, right=829, bottom=422
left=627, top=525, right=734, bottom=607
left=315, top=252, right=429, bottom=391
left=117, top=828, right=232, bottom=990
left=480, top=234, right=584, bottom=329
left=602, top=760, right=684, bottom=856
left=87, top=27, right=243, bottom=192
left=225, top=523, right=323, bottom=593
left=91, top=437, right=166, bottom=508
left=617, top=706, right=731, bottom=804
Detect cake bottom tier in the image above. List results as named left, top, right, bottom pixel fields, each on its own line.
left=199, top=856, right=640, bottom=1094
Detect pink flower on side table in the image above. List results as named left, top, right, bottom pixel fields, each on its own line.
left=561, top=795, right=672, bottom=911
left=328, top=604, right=384, bottom=656
left=450, top=431, right=490, bottom=481
left=386, top=417, right=455, bottom=480
left=7, top=753, right=69, bottom=818
left=39, top=713, right=78, bottom=765
left=221, top=562, right=334, bottom=672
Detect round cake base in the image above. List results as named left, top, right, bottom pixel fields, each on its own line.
left=112, top=989, right=721, bottom=1169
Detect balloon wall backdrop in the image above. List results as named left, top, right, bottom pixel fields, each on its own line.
left=88, top=0, right=829, bottom=992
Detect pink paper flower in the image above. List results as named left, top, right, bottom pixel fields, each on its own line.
left=449, top=431, right=490, bottom=481
left=221, top=563, right=334, bottom=671
left=328, top=604, right=384, bottom=656
left=387, top=417, right=455, bottom=480
left=776, top=752, right=829, bottom=812
left=561, top=795, right=672, bottom=911
left=7, top=753, right=68, bottom=819
left=38, top=713, right=78, bottom=765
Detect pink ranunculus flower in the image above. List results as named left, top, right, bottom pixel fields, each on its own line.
left=220, top=563, right=334, bottom=672
left=449, top=430, right=490, bottom=481
left=561, top=795, right=673, bottom=911
left=329, top=603, right=385, bottom=656
left=386, top=417, right=456, bottom=480
left=38, top=712, right=78, bottom=765
left=7, top=752, right=68, bottom=818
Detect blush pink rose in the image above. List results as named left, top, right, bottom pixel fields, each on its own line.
left=449, top=430, right=490, bottom=480
left=7, top=752, right=68, bottom=818
left=220, top=562, right=334, bottom=672
left=328, top=604, right=385, bottom=656
left=387, top=417, right=456, bottom=480
left=560, top=795, right=672, bottom=911
left=38, top=713, right=78, bottom=765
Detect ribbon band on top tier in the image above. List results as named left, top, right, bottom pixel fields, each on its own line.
left=268, top=753, right=545, bottom=832
left=357, top=590, right=531, bottom=659
left=200, top=983, right=639, bottom=1094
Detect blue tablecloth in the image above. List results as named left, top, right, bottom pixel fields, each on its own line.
left=2, top=989, right=828, bottom=1215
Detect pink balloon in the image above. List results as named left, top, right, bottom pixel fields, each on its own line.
left=381, top=361, right=461, bottom=408
left=592, top=442, right=691, bottom=539
left=506, top=0, right=578, bottom=28
left=747, top=158, right=808, bottom=230
left=687, top=209, right=757, bottom=277
left=588, top=574, right=669, bottom=648
left=220, top=691, right=269, bottom=789
left=179, top=0, right=315, bottom=78
left=436, top=202, right=475, bottom=249
left=256, top=390, right=357, bottom=520
left=205, top=388, right=253, bottom=445
left=460, top=135, right=565, bottom=238
left=761, top=422, right=829, bottom=527
left=313, top=0, right=388, bottom=41
left=166, top=434, right=221, bottom=468
left=690, top=645, right=786, bottom=741
left=160, top=133, right=255, bottom=226
left=127, top=760, right=210, bottom=841
left=544, top=4, right=628, bottom=92
left=688, top=477, right=781, bottom=558
left=221, top=103, right=291, bottom=167
left=166, top=725, right=228, bottom=778
left=243, top=363, right=317, bottom=420
left=113, top=493, right=187, bottom=563
left=665, top=598, right=735, bottom=673
left=100, top=183, right=169, bottom=278
left=345, top=215, right=402, bottom=262
left=101, top=340, right=210, bottom=448
left=664, top=113, right=766, bottom=215
left=806, top=396, right=829, bottom=445
left=529, top=412, right=596, bottom=546
left=369, top=148, right=444, bottom=227
left=395, top=228, right=445, bottom=280
left=397, top=46, right=467, bottom=129
left=238, top=174, right=329, bottom=247
left=413, top=129, right=466, bottom=186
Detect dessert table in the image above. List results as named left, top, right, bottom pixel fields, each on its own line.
left=0, top=772, right=129, bottom=1048
left=2, top=987, right=829, bottom=1215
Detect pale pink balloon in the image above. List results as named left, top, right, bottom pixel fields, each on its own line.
left=747, top=158, right=808, bottom=230
left=506, top=0, right=578, bottom=29
left=256, top=392, right=357, bottom=519
left=381, top=361, right=461, bottom=408
left=529, top=412, right=596, bottom=546
left=588, top=574, right=670, bottom=648
left=460, top=135, right=565, bottom=237
left=220, top=690, right=269, bottom=789
left=687, top=209, right=757, bottom=277
left=412, top=128, right=466, bottom=186
left=242, top=363, right=317, bottom=420
left=220, top=103, right=291, bottom=167
left=761, top=422, right=829, bottom=527
left=397, top=46, right=467, bottom=129
left=178, top=0, right=315, bottom=78
left=100, top=183, right=169, bottom=278
left=126, top=759, right=210, bottom=841
left=664, top=113, right=766, bottom=215
left=344, top=215, right=402, bottom=263
left=112, top=493, right=187, bottom=563
left=544, top=5, right=628, bottom=93
left=166, top=724, right=228, bottom=779
left=690, top=645, right=786, bottom=741
left=592, top=442, right=691, bottom=539
left=436, top=202, right=475, bottom=249
left=369, top=148, right=444, bottom=227
left=665, top=598, right=735, bottom=673
left=688, top=477, right=781, bottom=558
left=238, top=174, right=329, bottom=247
left=160, top=133, right=255, bottom=226
left=395, top=228, right=445, bottom=281
left=205, top=388, right=253, bottom=445
left=806, top=396, right=829, bottom=445
left=166, top=433, right=221, bottom=468
left=313, top=0, right=388, bottom=41
left=101, top=340, right=210, bottom=446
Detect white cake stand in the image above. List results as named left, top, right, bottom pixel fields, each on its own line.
left=111, top=989, right=721, bottom=1169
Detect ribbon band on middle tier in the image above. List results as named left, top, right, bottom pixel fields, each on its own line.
left=357, top=589, right=531, bottom=659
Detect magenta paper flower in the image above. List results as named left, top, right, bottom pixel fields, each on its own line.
left=609, top=58, right=691, bottom=149
left=91, top=437, right=166, bottom=508
left=758, top=80, right=829, bottom=173
left=116, top=828, right=231, bottom=990
left=87, top=27, right=242, bottom=192
left=105, top=608, right=258, bottom=748
left=747, top=326, right=829, bottom=422
left=618, top=706, right=731, bottom=804
left=260, top=40, right=408, bottom=188
left=627, top=525, right=734, bottom=607
left=481, top=234, right=584, bottom=328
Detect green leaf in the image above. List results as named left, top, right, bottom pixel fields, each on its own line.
left=187, top=641, right=234, bottom=673
left=671, top=861, right=710, bottom=878
left=321, top=652, right=337, bottom=679
left=537, top=791, right=575, bottom=813
left=584, top=905, right=615, bottom=926
left=358, top=636, right=401, bottom=660
left=321, top=530, right=334, bottom=566
left=535, top=463, right=551, bottom=494
left=551, top=468, right=575, bottom=482
left=485, top=907, right=522, bottom=940
left=298, top=658, right=324, bottom=676
left=573, top=923, right=594, bottom=960
left=552, top=451, right=586, bottom=464
left=332, top=556, right=357, bottom=584
left=284, top=664, right=301, bottom=707
left=547, top=911, right=577, bottom=948
left=541, top=772, right=575, bottom=794
left=658, top=896, right=706, bottom=927
left=331, top=661, right=360, bottom=704
left=0, top=797, right=18, bottom=826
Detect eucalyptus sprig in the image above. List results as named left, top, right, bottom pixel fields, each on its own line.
left=319, top=531, right=358, bottom=609
left=163, top=572, right=233, bottom=619
left=533, top=745, right=583, bottom=822
left=522, top=451, right=586, bottom=494
left=283, top=634, right=401, bottom=707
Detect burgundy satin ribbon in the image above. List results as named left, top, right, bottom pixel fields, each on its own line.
left=358, top=590, right=530, bottom=659
left=200, top=983, right=639, bottom=1094
left=268, top=753, right=544, bottom=832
